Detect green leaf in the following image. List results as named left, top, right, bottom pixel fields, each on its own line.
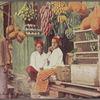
left=71, top=48, right=78, bottom=53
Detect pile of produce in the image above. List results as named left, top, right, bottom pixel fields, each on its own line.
left=18, top=3, right=37, bottom=21
left=81, top=2, right=100, bottom=35
left=68, top=2, right=87, bottom=15
left=40, top=3, right=54, bottom=36
left=6, top=14, right=26, bottom=43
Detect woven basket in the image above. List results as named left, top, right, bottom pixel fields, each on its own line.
left=56, top=65, right=71, bottom=82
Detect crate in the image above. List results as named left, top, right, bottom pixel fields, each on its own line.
left=71, top=28, right=100, bottom=86
left=71, top=64, right=99, bottom=86
left=49, top=89, right=65, bottom=98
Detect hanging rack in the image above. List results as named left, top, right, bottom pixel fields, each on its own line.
left=0, top=1, right=13, bottom=18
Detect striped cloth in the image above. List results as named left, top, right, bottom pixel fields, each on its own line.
left=35, top=69, right=56, bottom=93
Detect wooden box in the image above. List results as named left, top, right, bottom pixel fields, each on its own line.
left=71, top=64, right=99, bottom=86
left=49, top=90, right=65, bottom=98
left=71, top=28, right=100, bottom=86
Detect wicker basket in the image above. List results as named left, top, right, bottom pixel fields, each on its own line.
left=56, top=65, right=71, bottom=82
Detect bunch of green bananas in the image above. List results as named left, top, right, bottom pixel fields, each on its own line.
left=18, top=5, right=37, bottom=21
left=85, top=33, right=98, bottom=40
left=90, top=44, right=98, bottom=51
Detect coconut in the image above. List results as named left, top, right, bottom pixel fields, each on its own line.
left=6, top=25, right=14, bottom=34
left=9, top=30, right=18, bottom=40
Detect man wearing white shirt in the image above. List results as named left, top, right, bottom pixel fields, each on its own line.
left=35, top=36, right=64, bottom=94
left=26, top=41, right=47, bottom=81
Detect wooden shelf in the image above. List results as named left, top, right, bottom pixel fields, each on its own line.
left=75, top=57, right=99, bottom=59
left=26, top=34, right=44, bottom=37
left=74, top=51, right=98, bottom=54
left=74, top=28, right=92, bottom=33
left=75, top=40, right=98, bottom=44
left=26, top=29, right=42, bottom=32
left=71, top=64, right=99, bottom=66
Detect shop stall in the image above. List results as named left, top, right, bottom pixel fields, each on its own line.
left=1, top=1, right=100, bottom=99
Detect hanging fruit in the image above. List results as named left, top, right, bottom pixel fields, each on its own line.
left=40, top=3, right=54, bottom=36
left=8, top=14, right=19, bottom=40
left=51, top=1, right=68, bottom=15
left=8, top=14, right=26, bottom=43
left=9, top=31, right=19, bottom=40
left=17, top=31, right=26, bottom=43
left=80, top=2, right=87, bottom=15
left=73, top=2, right=82, bottom=13
left=57, top=15, right=67, bottom=23
left=18, top=2, right=37, bottom=21
left=68, top=2, right=73, bottom=12
left=81, top=17, right=91, bottom=30
left=6, top=25, right=14, bottom=34
left=81, top=2, right=100, bottom=35
left=68, top=2, right=87, bottom=15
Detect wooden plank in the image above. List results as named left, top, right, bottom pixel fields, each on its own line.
left=17, top=2, right=26, bottom=74
left=53, top=80, right=99, bottom=90
left=12, top=2, right=20, bottom=73
left=50, top=87, right=92, bottom=98
left=24, top=37, right=29, bottom=74
left=51, top=85, right=100, bottom=97
left=98, top=34, right=100, bottom=86
left=74, top=28, right=92, bottom=33
left=75, top=51, right=98, bottom=54
left=0, top=6, right=4, bottom=36
left=75, top=40, right=98, bottom=44
left=27, top=37, right=36, bottom=65
left=75, top=57, right=99, bottom=59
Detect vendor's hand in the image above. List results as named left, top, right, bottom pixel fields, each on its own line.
left=48, top=46, right=54, bottom=52
left=40, top=68, right=43, bottom=71
left=4, top=65, right=8, bottom=73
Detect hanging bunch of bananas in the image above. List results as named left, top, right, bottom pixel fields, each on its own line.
left=57, top=15, right=67, bottom=23
left=51, top=1, right=68, bottom=15
left=18, top=4, right=37, bottom=21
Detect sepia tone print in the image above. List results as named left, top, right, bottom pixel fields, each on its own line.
left=0, top=1, right=100, bottom=99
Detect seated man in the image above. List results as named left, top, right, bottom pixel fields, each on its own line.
left=35, top=36, right=64, bottom=94
left=26, top=41, right=47, bottom=82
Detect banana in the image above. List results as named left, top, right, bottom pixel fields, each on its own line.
left=52, top=1, right=68, bottom=15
